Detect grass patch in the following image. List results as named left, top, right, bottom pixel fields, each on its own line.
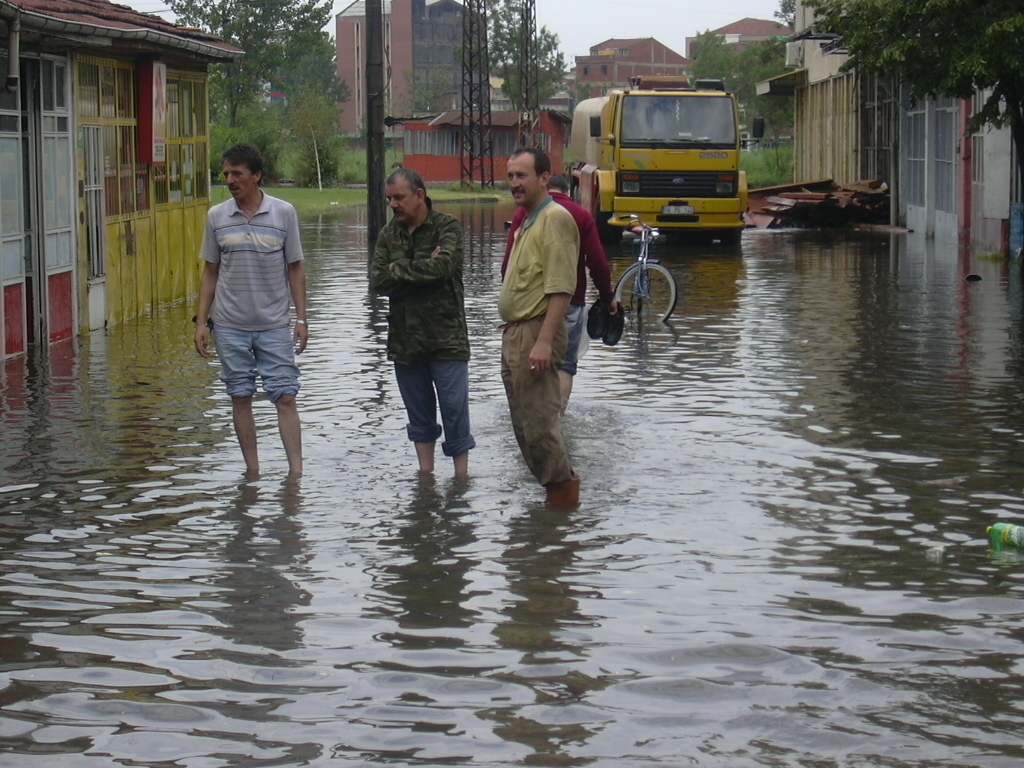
left=209, top=185, right=502, bottom=216
left=743, top=145, right=794, bottom=189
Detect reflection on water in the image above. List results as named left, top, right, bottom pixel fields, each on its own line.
left=3, top=205, right=1024, bottom=765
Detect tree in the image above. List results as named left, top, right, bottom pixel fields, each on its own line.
left=288, top=87, right=343, bottom=186
left=169, top=0, right=340, bottom=127
left=807, top=0, right=1024, bottom=185
left=691, top=32, right=736, bottom=88
left=692, top=32, right=793, bottom=140
left=775, top=0, right=796, bottom=28
left=407, top=68, right=458, bottom=113
left=488, top=0, right=567, bottom=111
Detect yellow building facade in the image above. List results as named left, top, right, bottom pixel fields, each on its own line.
left=0, top=0, right=239, bottom=361
left=75, top=58, right=218, bottom=331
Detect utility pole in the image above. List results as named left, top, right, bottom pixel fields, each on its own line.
left=460, top=0, right=494, bottom=187
left=365, top=0, right=387, bottom=260
left=517, top=0, right=540, bottom=147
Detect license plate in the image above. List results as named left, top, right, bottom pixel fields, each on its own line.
left=662, top=205, right=695, bottom=215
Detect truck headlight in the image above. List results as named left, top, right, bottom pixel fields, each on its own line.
left=622, top=181, right=640, bottom=193
left=715, top=175, right=736, bottom=195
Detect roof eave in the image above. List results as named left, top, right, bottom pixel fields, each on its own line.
left=0, top=1, right=242, bottom=61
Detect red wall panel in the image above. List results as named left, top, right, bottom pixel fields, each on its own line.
left=48, top=271, right=74, bottom=343
left=3, top=282, right=25, bottom=357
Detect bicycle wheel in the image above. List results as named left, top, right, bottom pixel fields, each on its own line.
left=614, top=262, right=677, bottom=324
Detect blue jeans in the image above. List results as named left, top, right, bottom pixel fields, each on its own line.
left=215, top=326, right=300, bottom=403
left=561, top=304, right=586, bottom=376
left=394, top=359, right=475, bottom=457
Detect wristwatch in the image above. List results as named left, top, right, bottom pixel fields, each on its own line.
left=295, top=319, right=307, bottom=325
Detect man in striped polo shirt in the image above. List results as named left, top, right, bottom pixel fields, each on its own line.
left=194, top=144, right=309, bottom=478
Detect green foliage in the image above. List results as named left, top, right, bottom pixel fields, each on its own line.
left=332, top=142, right=404, bottom=185
left=169, top=0, right=344, bottom=127
left=488, top=0, right=567, bottom=110
left=407, top=68, right=458, bottom=113
left=742, top=145, right=794, bottom=188
left=775, top=0, right=796, bottom=28
left=209, top=106, right=286, bottom=179
left=175, top=0, right=352, bottom=186
left=692, top=33, right=794, bottom=139
left=807, top=0, right=1024, bottom=179
left=288, top=87, right=345, bottom=186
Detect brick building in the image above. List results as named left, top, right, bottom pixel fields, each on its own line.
left=573, top=38, right=691, bottom=100
left=335, top=0, right=462, bottom=134
left=686, top=18, right=792, bottom=60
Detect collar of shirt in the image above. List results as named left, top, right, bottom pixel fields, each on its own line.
left=521, top=196, right=553, bottom=232
left=229, top=190, right=269, bottom=218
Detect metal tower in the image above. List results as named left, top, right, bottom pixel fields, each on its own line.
left=516, top=0, right=540, bottom=147
left=460, top=0, right=494, bottom=187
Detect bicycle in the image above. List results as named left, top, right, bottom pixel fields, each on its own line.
left=613, top=215, right=678, bottom=324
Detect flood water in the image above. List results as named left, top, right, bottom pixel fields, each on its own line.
left=3, top=201, right=1024, bottom=767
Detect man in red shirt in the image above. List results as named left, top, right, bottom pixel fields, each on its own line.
left=502, top=175, right=619, bottom=413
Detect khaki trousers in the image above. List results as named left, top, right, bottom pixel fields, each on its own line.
left=501, top=316, right=573, bottom=487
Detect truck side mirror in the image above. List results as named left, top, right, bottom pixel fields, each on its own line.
left=589, top=116, right=601, bottom=138
left=752, top=117, right=765, bottom=139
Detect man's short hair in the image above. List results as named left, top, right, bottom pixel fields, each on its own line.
left=385, top=167, right=431, bottom=208
left=386, top=167, right=427, bottom=194
left=548, top=175, right=569, bottom=193
left=510, top=147, right=551, bottom=176
left=222, top=144, right=264, bottom=178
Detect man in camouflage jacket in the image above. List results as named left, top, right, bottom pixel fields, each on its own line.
left=370, top=168, right=475, bottom=477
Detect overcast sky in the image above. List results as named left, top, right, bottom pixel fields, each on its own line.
left=126, top=0, right=784, bottom=62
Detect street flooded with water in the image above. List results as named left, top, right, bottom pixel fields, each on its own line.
left=3, top=201, right=1024, bottom=767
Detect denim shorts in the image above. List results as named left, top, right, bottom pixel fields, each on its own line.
left=561, top=304, right=586, bottom=376
left=214, top=326, right=300, bottom=403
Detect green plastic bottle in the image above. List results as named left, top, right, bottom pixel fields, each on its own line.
left=988, top=523, right=1024, bottom=551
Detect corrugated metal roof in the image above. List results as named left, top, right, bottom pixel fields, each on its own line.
left=3, top=0, right=242, bottom=59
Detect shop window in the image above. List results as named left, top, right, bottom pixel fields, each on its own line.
left=77, top=63, right=99, bottom=118
left=42, top=135, right=72, bottom=231
left=166, top=76, right=209, bottom=203
left=78, top=57, right=150, bottom=217
left=0, top=136, right=20, bottom=280
left=103, top=125, right=119, bottom=217
left=41, top=59, right=55, bottom=112
left=116, top=68, right=133, bottom=119
left=100, top=66, right=116, bottom=118
left=153, top=160, right=168, bottom=205
left=167, top=143, right=181, bottom=203
left=167, top=80, right=180, bottom=138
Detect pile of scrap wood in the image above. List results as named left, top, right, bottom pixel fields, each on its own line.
left=746, top=179, right=890, bottom=229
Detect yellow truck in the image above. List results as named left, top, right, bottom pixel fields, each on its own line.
left=570, top=76, right=763, bottom=244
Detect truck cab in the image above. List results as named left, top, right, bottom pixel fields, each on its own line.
left=570, top=76, right=759, bottom=244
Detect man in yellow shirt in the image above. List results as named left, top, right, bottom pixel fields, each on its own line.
left=500, top=148, right=581, bottom=506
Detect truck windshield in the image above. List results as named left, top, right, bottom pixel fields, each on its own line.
left=620, top=95, right=736, bottom=149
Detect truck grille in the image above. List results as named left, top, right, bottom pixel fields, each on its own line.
left=622, top=171, right=726, bottom=198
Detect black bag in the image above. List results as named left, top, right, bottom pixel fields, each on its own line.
left=586, top=299, right=608, bottom=340
left=603, top=307, right=624, bottom=346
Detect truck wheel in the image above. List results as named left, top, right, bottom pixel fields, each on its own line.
left=717, top=229, right=743, bottom=247
left=597, top=213, right=620, bottom=245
